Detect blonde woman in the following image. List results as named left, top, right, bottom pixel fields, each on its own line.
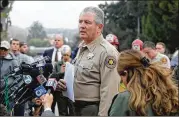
left=109, top=49, right=178, bottom=116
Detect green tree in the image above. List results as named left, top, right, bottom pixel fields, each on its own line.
left=99, top=1, right=148, bottom=51
left=27, top=21, right=47, bottom=40
left=1, top=1, right=14, bottom=40
left=142, top=0, right=179, bottom=53
left=27, top=38, right=50, bottom=47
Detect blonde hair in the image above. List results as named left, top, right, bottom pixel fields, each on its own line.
left=117, top=49, right=178, bottom=115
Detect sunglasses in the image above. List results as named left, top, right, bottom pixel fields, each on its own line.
left=0, top=48, right=8, bottom=51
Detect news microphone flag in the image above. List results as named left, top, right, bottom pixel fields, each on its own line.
left=34, top=85, right=47, bottom=98
left=46, top=78, right=57, bottom=94
left=36, top=75, right=47, bottom=85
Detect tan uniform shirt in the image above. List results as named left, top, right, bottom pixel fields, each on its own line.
left=151, top=53, right=170, bottom=69
left=73, top=35, right=120, bottom=116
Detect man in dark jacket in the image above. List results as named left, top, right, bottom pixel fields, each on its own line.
left=43, top=34, right=64, bottom=66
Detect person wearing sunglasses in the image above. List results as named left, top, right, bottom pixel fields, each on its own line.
left=108, top=49, right=178, bottom=116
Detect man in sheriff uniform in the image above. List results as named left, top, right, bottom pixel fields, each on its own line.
left=58, top=6, right=120, bottom=116
left=142, top=41, right=170, bottom=69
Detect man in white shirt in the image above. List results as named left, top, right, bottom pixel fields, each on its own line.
left=43, top=34, right=64, bottom=66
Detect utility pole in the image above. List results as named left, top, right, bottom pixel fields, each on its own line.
left=137, top=0, right=140, bottom=38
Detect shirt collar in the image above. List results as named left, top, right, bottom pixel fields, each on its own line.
left=54, top=47, right=61, bottom=52
left=79, top=34, right=103, bottom=53
left=14, top=51, right=20, bottom=56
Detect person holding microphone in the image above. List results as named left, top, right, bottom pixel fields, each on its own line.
left=40, top=93, right=55, bottom=116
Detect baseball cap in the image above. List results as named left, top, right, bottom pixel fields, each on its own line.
left=0, top=40, right=10, bottom=50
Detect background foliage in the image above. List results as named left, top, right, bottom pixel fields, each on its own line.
left=99, top=0, right=179, bottom=53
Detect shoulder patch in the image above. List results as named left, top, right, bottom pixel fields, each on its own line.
left=105, top=56, right=117, bottom=69
left=160, top=57, right=167, bottom=64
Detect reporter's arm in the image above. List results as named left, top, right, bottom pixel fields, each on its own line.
left=40, top=93, right=56, bottom=116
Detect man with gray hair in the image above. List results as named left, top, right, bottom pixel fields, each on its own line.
left=59, top=6, right=120, bottom=116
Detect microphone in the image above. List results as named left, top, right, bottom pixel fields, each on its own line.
left=44, top=56, right=51, bottom=63
left=45, top=78, right=57, bottom=94
left=23, top=75, right=33, bottom=85
left=36, top=75, right=47, bottom=85
left=34, top=85, right=47, bottom=98
left=49, top=72, right=65, bottom=82
left=43, top=63, right=53, bottom=78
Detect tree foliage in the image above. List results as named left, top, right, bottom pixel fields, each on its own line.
left=27, top=38, right=50, bottom=47
left=27, top=21, right=47, bottom=40
left=99, top=1, right=148, bottom=51
left=1, top=1, right=14, bottom=40
left=99, top=0, right=178, bottom=53
left=142, top=0, right=179, bottom=52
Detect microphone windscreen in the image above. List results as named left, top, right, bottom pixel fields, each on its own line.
left=43, top=63, right=53, bottom=78
left=29, top=68, right=40, bottom=78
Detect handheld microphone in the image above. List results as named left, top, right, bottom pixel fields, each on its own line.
left=49, top=73, right=64, bottom=81
left=36, top=75, right=47, bottom=85
left=34, top=85, right=47, bottom=98
left=23, top=75, right=33, bottom=85
left=45, top=78, right=57, bottom=94
left=43, top=63, right=53, bottom=78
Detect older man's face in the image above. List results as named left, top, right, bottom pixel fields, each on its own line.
left=54, top=36, right=64, bottom=49
left=78, top=12, right=102, bottom=44
left=142, top=47, right=156, bottom=59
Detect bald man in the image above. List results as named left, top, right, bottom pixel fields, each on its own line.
left=43, top=34, right=64, bottom=66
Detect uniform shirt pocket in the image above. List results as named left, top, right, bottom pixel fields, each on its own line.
left=79, top=62, right=94, bottom=77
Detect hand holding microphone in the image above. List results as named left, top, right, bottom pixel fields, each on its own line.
left=58, top=79, right=67, bottom=91
left=40, top=93, right=53, bottom=110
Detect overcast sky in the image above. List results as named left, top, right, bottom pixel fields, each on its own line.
left=9, top=1, right=111, bottom=29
